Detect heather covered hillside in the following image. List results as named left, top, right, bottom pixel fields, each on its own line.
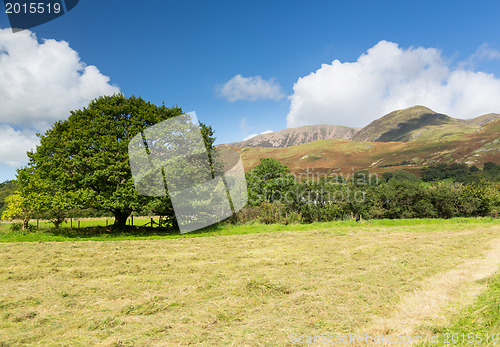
left=221, top=106, right=500, bottom=175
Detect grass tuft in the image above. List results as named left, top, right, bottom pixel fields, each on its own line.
left=245, top=279, right=292, bottom=295
left=121, top=296, right=179, bottom=316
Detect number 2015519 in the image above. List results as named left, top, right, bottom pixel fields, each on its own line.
left=5, top=2, right=62, bottom=14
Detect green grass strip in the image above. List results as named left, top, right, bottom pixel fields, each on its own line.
left=0, top=217, right=498, bottom=243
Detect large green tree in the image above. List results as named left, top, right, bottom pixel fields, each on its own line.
left=23, top=94, right=215, bottom=227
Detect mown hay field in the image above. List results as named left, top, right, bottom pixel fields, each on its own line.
left=1, top=219, right=499, bottom=345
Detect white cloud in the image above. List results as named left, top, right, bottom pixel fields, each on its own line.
left=239, top=117, right=249, bottom=132
left=243, top=130, right=273, bottom=141
left=218, top=74, right=284, bottom=102
left=287, top=40, right=500, bottom=128
left=0, top=28, right=119, bottom=130
left=0, top=125, right=39, bottom=167
left=473, top=43, right=500, bottom=61
left=0, top=29, right=119, bottom=174
left=460, top=43, right=500, bottom=70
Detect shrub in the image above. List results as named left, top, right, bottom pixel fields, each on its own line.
left=10, top=222, right=22, bottom=231
left=256, top=202, right=302, bottom=225
left=235, top=206, right=261, bottom=224
left=9, top=222, right=35, bottom=232
left=390, top=169, right=419, bottom=182
left=427, top=183, right=462, bottom=218
left=367, top=180, right=431, bottom=218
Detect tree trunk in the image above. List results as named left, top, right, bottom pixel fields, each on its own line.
left=22, top=218, right=29, bottom=231
left=113, top=210, right=131, bottom=228
left=171, top=216, right=179, bottom=231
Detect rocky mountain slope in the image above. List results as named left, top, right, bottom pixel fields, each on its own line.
left=219, top=125, right=360, bottom=148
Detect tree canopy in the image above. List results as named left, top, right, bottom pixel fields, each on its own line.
left=20, top=94, right=215, bottom=227
left=246, top=158, right=297, bottom=206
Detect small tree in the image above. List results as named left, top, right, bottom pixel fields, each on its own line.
left=1, top=192, right=33, bottom=230
left=0, top=180, right=17, bottom=216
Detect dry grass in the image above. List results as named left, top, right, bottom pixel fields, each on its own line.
left=0, top=222, right=499, bottom=345
left=367, top=237, right=500, bottom=338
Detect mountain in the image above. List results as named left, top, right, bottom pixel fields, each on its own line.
left=352, top=106, right=500, bottom=142
left=227, top=118, right=500, bottom=175
left=218, top=124, right=360, bottom=148
left=218, top=106, right=499, bottom=175
left=220, top=106, right=499, bottom=149
left=465, top=113, right=500, bottom=126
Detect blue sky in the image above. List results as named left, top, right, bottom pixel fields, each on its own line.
left=1, top=0, right=500, bottom=181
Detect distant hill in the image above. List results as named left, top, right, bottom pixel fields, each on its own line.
left=223, top=118, right=500, bottom=175
left=218, top=105, right=499, bottom=175
left=220, top=106, right=500, bottom=149
left=218, top=124, right=360, bottom=148
left=465, top=113, right=500, bottom=126
left=352, top=106, right=500, bottom=142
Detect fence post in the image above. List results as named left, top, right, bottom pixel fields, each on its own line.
left=106, top=219, right=108, bottom=227
left=37, top=219, right=39, bottom=230
left=78, top=220, right=80, bottom=228
left=70, top=218, right=73, bottom=229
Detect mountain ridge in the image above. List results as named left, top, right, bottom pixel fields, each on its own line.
left=225, top=118, right=500, bottom=175
left=352, top=106, right=500, bottom=142
left=218, top=124, right=360, bottom=148
left=218, top=106, right=500, bottom=175
left=219, top=106, right=500, bottom=148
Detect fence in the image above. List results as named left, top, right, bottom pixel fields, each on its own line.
left=5, top=216, right=168, bottom=229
